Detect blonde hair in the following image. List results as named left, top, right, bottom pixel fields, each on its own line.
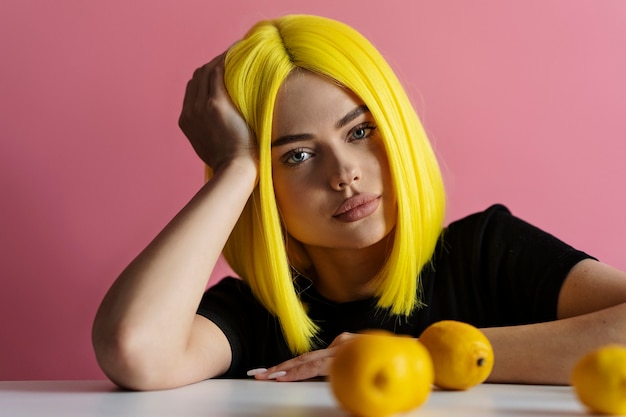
left=220, top=15, right=446, bottom=354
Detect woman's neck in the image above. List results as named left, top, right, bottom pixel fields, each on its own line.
left=303, top=234, right=392, bottom=303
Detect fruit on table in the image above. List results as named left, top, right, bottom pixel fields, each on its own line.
left=419, top=320, right=494, bottom=390
left=572, top=344, right=626, bottom=415
left=329, top=331, right=434, bottom=417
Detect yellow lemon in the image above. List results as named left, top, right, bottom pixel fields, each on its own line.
left=419, top=320, right=494, bottom=390
left=329, top=331, right=434, bottom=417
left=572, top=344, right=626, bottom=415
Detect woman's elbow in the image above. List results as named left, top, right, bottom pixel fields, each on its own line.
left=92, top=323, right=164, bottom=391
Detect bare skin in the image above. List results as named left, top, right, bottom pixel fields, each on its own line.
left=92, top=51, right=626, bottom=390
left=92, top=54, right=253, bottom=390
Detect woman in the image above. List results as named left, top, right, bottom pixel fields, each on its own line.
left=92, top=14, right=626, bottom=390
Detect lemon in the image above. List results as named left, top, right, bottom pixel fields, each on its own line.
left=419, top=320, right=494, bottom=390
left=329, top=331, right=433, bottom=417
left=572, top=345, right=626, bottom=415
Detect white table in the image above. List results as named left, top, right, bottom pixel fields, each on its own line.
left=0, top=379, right=586, bottom=416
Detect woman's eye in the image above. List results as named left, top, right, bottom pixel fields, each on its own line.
left=283, top=149, right=313, bottom=165
left=350, top=124, right=376, bottom=141
left=354, top=128, right=367, bottom=139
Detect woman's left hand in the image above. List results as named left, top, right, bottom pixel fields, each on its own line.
left=248, top=332, right=357, bottom=381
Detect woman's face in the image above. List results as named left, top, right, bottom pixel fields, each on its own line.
left=271, top=70, right=397, bottom=252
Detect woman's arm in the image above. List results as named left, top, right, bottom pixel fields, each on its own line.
left=484, top=259, right=626, bottom=385
left=92, top=52, right=257, bottom=390
left=255, top=259, right=626, bottom=385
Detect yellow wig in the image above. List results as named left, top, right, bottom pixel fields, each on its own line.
left=220, top=15, right=446, bottom=354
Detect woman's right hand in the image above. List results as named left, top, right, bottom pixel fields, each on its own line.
left=178, top=51, right=257, bottom=173
left=94, top=51, right=260, bottom=391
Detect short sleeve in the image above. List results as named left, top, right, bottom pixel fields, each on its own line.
left=422, top=204, right=595, bottom=327
left=196, top=277, right=293, bottom=377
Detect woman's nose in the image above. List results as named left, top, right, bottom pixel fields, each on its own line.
left=328, top=151, right=362, bottom=191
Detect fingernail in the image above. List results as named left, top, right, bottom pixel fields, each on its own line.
left=267, top=371, right=287, bottom=379
left=246, top=368, right=268, bottom=376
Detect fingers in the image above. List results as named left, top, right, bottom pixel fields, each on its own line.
left=328, top=332, right=356, bottom=347
left=250, top=347, right=338, bottom=382
left=177, top=46, right=256, bottom=171
left=196, top=52, right=225, bottom=103
left=248, top=333, right=360, bottom=382
left=207, top=54, right=227, bottom=101
left=180, top=52, right=227, bottom=124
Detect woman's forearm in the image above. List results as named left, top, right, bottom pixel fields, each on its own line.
left=484, top=302, right=626, bottom=385
left=92, top=158, right=256, bottom=384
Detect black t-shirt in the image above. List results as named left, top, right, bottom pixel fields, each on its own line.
left=197, top=204, right=594, bottom=377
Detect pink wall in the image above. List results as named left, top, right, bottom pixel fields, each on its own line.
left=1, top=0, right=625, bottom=380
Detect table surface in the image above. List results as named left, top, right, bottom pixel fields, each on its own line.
left=0, top=379, right=588, bottom=417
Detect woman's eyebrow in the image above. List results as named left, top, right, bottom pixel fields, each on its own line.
left=336, top=105, right=370, bottom=129
left=271, top=133, right=312, bottom=148
left=271, top=105, right=370, bottom=148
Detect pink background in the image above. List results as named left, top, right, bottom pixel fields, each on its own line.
left=1, top=0, right=625, bottom=380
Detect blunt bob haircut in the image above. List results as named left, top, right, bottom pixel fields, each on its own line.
left=220, top=14, right=446, bottom=354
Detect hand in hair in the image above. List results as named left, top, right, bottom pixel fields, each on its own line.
left=250, top=332, right=357, bottom=382
left=92, top=51, right=259, bottom=390
left=178, top=50, right=257, bottom=174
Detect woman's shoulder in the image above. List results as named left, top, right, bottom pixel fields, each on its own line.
left=206, top=276, right=251, bottom=293
left=446, top=203, right=511, bottom=229
left=198, top=276, right=259, bottom=315
left=442, top=203, right=514, bottom=244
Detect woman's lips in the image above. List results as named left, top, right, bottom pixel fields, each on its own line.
left=333, top=193, right=381, bottom=223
